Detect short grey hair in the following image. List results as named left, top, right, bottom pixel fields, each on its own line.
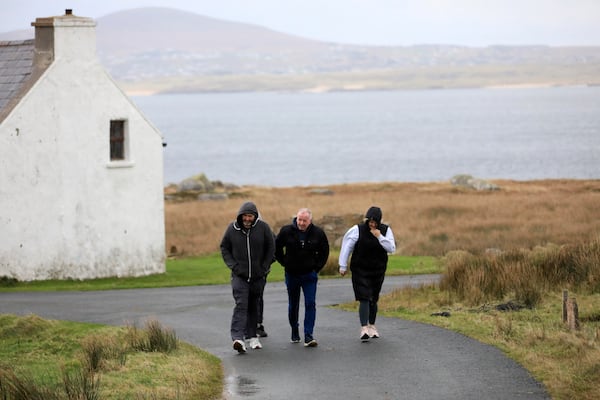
left=297, top=207, right=312, bottom=220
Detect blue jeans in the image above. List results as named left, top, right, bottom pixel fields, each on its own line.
left=285, top=270, right=318, bottom=336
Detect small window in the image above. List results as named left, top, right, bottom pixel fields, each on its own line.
left=110, top=120, right=126, bottom=160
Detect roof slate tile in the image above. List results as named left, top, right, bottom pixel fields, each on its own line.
left=0, top=39, right=35, bottom=118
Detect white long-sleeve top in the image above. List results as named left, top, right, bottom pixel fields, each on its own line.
left=338, top=224, right=396, bottom=273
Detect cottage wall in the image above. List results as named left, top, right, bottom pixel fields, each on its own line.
left=0, top=12, right=165, bottom=280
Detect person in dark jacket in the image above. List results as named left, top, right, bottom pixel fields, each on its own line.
left=275, top=208, right=329, bottom=347
left=221, top=201, right=275, bottom=353
left=338, top=206, right=396, bottom=341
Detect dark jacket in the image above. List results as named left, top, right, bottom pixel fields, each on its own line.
left=220, top=202, right=275, bottom=282
left=275, top=218, right=329, bottom=276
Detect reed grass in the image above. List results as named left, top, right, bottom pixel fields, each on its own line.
left=126, top=319, right=178, bottom=354
left=440, top=239, right=600, bottom=306
left=165, top=179, right=600, bottom=256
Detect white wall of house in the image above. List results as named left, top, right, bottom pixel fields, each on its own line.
left=0, top=14, right=165, bottom=280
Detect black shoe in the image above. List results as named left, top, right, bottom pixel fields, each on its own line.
left=291, top=327, right=301, bottom=343
left=304, top=334, right=318, bottom=347
left=233, top=339, right=247, bottom=353
left=256, top=324, right=268, bottom=338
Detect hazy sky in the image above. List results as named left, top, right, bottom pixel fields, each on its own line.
left=2, top=0, right=600, bottom=46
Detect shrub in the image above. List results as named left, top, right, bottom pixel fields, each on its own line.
left=80, top=335, right=104, bottom=372
left=61, top=366, right=100, bottom=400
left=439, top=237, right=600, bottom=306
left=126, top=319, right=178, bottom=353
left=80, top=334, right=127, bottom=373
left=0, top=366, right=61, bottom=400
left=146, top=319, right=178, bottom=353
left=0, top=276, right=18, bottom=287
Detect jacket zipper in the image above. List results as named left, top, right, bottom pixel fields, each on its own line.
left=245, top=230, right=252, bottom=282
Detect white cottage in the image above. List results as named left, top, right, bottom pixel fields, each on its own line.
left=0, top=10, right=166, bottom=281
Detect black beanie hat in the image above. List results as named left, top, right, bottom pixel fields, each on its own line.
left=365, top=206, right=382, bottom=224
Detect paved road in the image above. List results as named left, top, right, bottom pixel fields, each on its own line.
left=0, top=275, right=548, bottom=399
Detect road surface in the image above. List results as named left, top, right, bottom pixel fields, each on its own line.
left=0, top=275, right=549, bottom=399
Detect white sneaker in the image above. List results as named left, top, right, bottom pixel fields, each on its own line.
left=233, top=339, right=247, bottom=353
left=249, top=337, right=262, bottom=349
left=368, top=324, right=380, bottom=338
left=360, top=326, right=370, bottom=342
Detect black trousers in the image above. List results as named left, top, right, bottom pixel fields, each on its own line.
left=230, top=274, right=265, bottom=341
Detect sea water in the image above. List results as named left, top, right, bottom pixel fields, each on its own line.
left=132, top=86, right=600, bottom=186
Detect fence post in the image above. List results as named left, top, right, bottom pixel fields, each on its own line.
left=566, top=297, right=580, bottom=330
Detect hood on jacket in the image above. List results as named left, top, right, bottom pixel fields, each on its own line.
left=235, top=201, right=260, bottom=228
left=365, top=206, right=382, bottom=225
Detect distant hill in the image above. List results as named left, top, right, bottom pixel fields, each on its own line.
left=2, top=7, right=600, bottom=93
left=96, top=7, right=325, bottom=53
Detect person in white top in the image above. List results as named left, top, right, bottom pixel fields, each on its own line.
left=338, top=206, right=396, bottom=341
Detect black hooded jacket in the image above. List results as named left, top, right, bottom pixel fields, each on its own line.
left=275, top=217, right=329, bottom=276
left=220, top=202, right=275, bottom=282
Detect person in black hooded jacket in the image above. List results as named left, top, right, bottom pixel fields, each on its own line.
left=338, top=206, right=396, bottom=341
left=221, top=201, right=275, bottom=353
left=275, top=208, right=329, bottom=347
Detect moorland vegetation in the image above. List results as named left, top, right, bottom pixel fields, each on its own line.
left=165, top=179, right=600, bottom=258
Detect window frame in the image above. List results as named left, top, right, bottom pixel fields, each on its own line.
left=109, top=119, right=128, bottom=161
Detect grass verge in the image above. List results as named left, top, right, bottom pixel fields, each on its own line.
left=0, top=254, right=440, bottom=292
left=0, top=314, right=223, bottom=400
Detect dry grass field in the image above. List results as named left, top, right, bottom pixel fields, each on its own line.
left=165, top=179, right=600, bottom=257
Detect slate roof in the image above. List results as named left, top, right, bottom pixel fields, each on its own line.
left=0, top=39, right=35, bottom=120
